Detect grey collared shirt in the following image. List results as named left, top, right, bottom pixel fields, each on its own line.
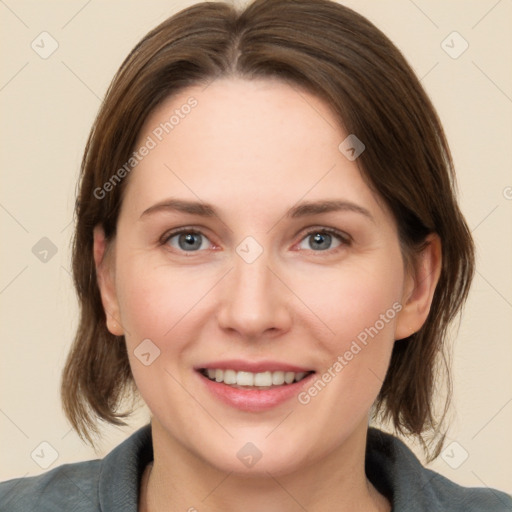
left=0, top=425, right=510, bottom=511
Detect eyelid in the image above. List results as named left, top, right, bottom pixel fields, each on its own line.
left=298, top=226, right=351, bottom=242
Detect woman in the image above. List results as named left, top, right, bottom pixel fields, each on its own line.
left=1, top=0, right=510, bottom=510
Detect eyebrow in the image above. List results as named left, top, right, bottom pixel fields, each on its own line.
left=140, top=198, right=374, bottom=223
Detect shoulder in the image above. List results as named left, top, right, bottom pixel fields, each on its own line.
left=366, top=428, right=512, bottom=512
left=0, top=424, right=153, bottom=512
left=421, top=468, right=512, bottom=511
left=0, top=459, right=102, bottom=512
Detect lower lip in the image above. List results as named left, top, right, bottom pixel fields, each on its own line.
left=197, top=371, right=315, bottom=412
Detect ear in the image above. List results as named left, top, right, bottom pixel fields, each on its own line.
left=395, top=234, right=442, bottom=340
left=93, top=225, right=124, bottom=336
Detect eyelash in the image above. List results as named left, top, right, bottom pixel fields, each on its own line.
left=159, top=226, right=351, bottom=255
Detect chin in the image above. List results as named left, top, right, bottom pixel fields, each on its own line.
left=209, top=447, right=305, bottom=478
left=187, top=427, right=319, bottom=478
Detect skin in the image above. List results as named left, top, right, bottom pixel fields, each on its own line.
left=94, top=77, right=441, bottom=512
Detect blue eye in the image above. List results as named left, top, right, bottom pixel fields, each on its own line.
left=162, top=227, right=349, bottom=254
left=297, top=229, right=346, bottom=251
left=165, top=230, right=210, bottom=252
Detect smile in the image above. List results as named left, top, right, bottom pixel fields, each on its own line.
left=199, top=368, right=314, bottom=389
left=196, top=366, right=317, bottom=412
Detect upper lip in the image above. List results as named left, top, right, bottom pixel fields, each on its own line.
left=195, top=359, right=314, bottom=373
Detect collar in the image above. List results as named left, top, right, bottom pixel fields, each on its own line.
left=98, top=424, right=153, bottom=512
left=97, top=424, right=511, bottom=511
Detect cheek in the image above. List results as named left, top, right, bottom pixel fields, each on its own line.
left=294, top=255, right=404, bottom=350
left=292, top=254, right=403, bottom=418
left=114, top=255, right=216, bottom=345
left=115, top=257, right=215, bottom=411
left=292, top=263, right=402, bottom=431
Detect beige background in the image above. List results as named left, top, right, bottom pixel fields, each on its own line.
left=1, top=0, right=511, bottom=496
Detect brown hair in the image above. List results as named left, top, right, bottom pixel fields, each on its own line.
left=61, top=0, right=474, bottom=458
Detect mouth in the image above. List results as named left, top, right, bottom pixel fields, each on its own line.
left=198, top=368, right=315, bottom=390
left=195, top=363, right=316, bottom=412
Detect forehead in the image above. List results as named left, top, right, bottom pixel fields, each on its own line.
left=139, top=77, right=340, bottom=163
left=122, top=77, right=384, bottom=222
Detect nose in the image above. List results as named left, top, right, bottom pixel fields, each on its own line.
left=216, top=250, right=292, bottom=341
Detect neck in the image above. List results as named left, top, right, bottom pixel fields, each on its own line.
left=142, top=418, right=390, bottom=512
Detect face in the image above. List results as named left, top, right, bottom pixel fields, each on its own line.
left=95, top=77, right=435, bottom=476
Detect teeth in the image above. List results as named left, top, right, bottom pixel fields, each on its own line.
left=237, top=371, right=254, bottom=386
left=272, top=371, right=285, bottom=385
left=284, top=371, right=295, bottom=384
left=202, top=369, right=311, bottom=387
left=223, top=369, right=237, bottom=385
left=253, top=371, right=270, bottom=386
